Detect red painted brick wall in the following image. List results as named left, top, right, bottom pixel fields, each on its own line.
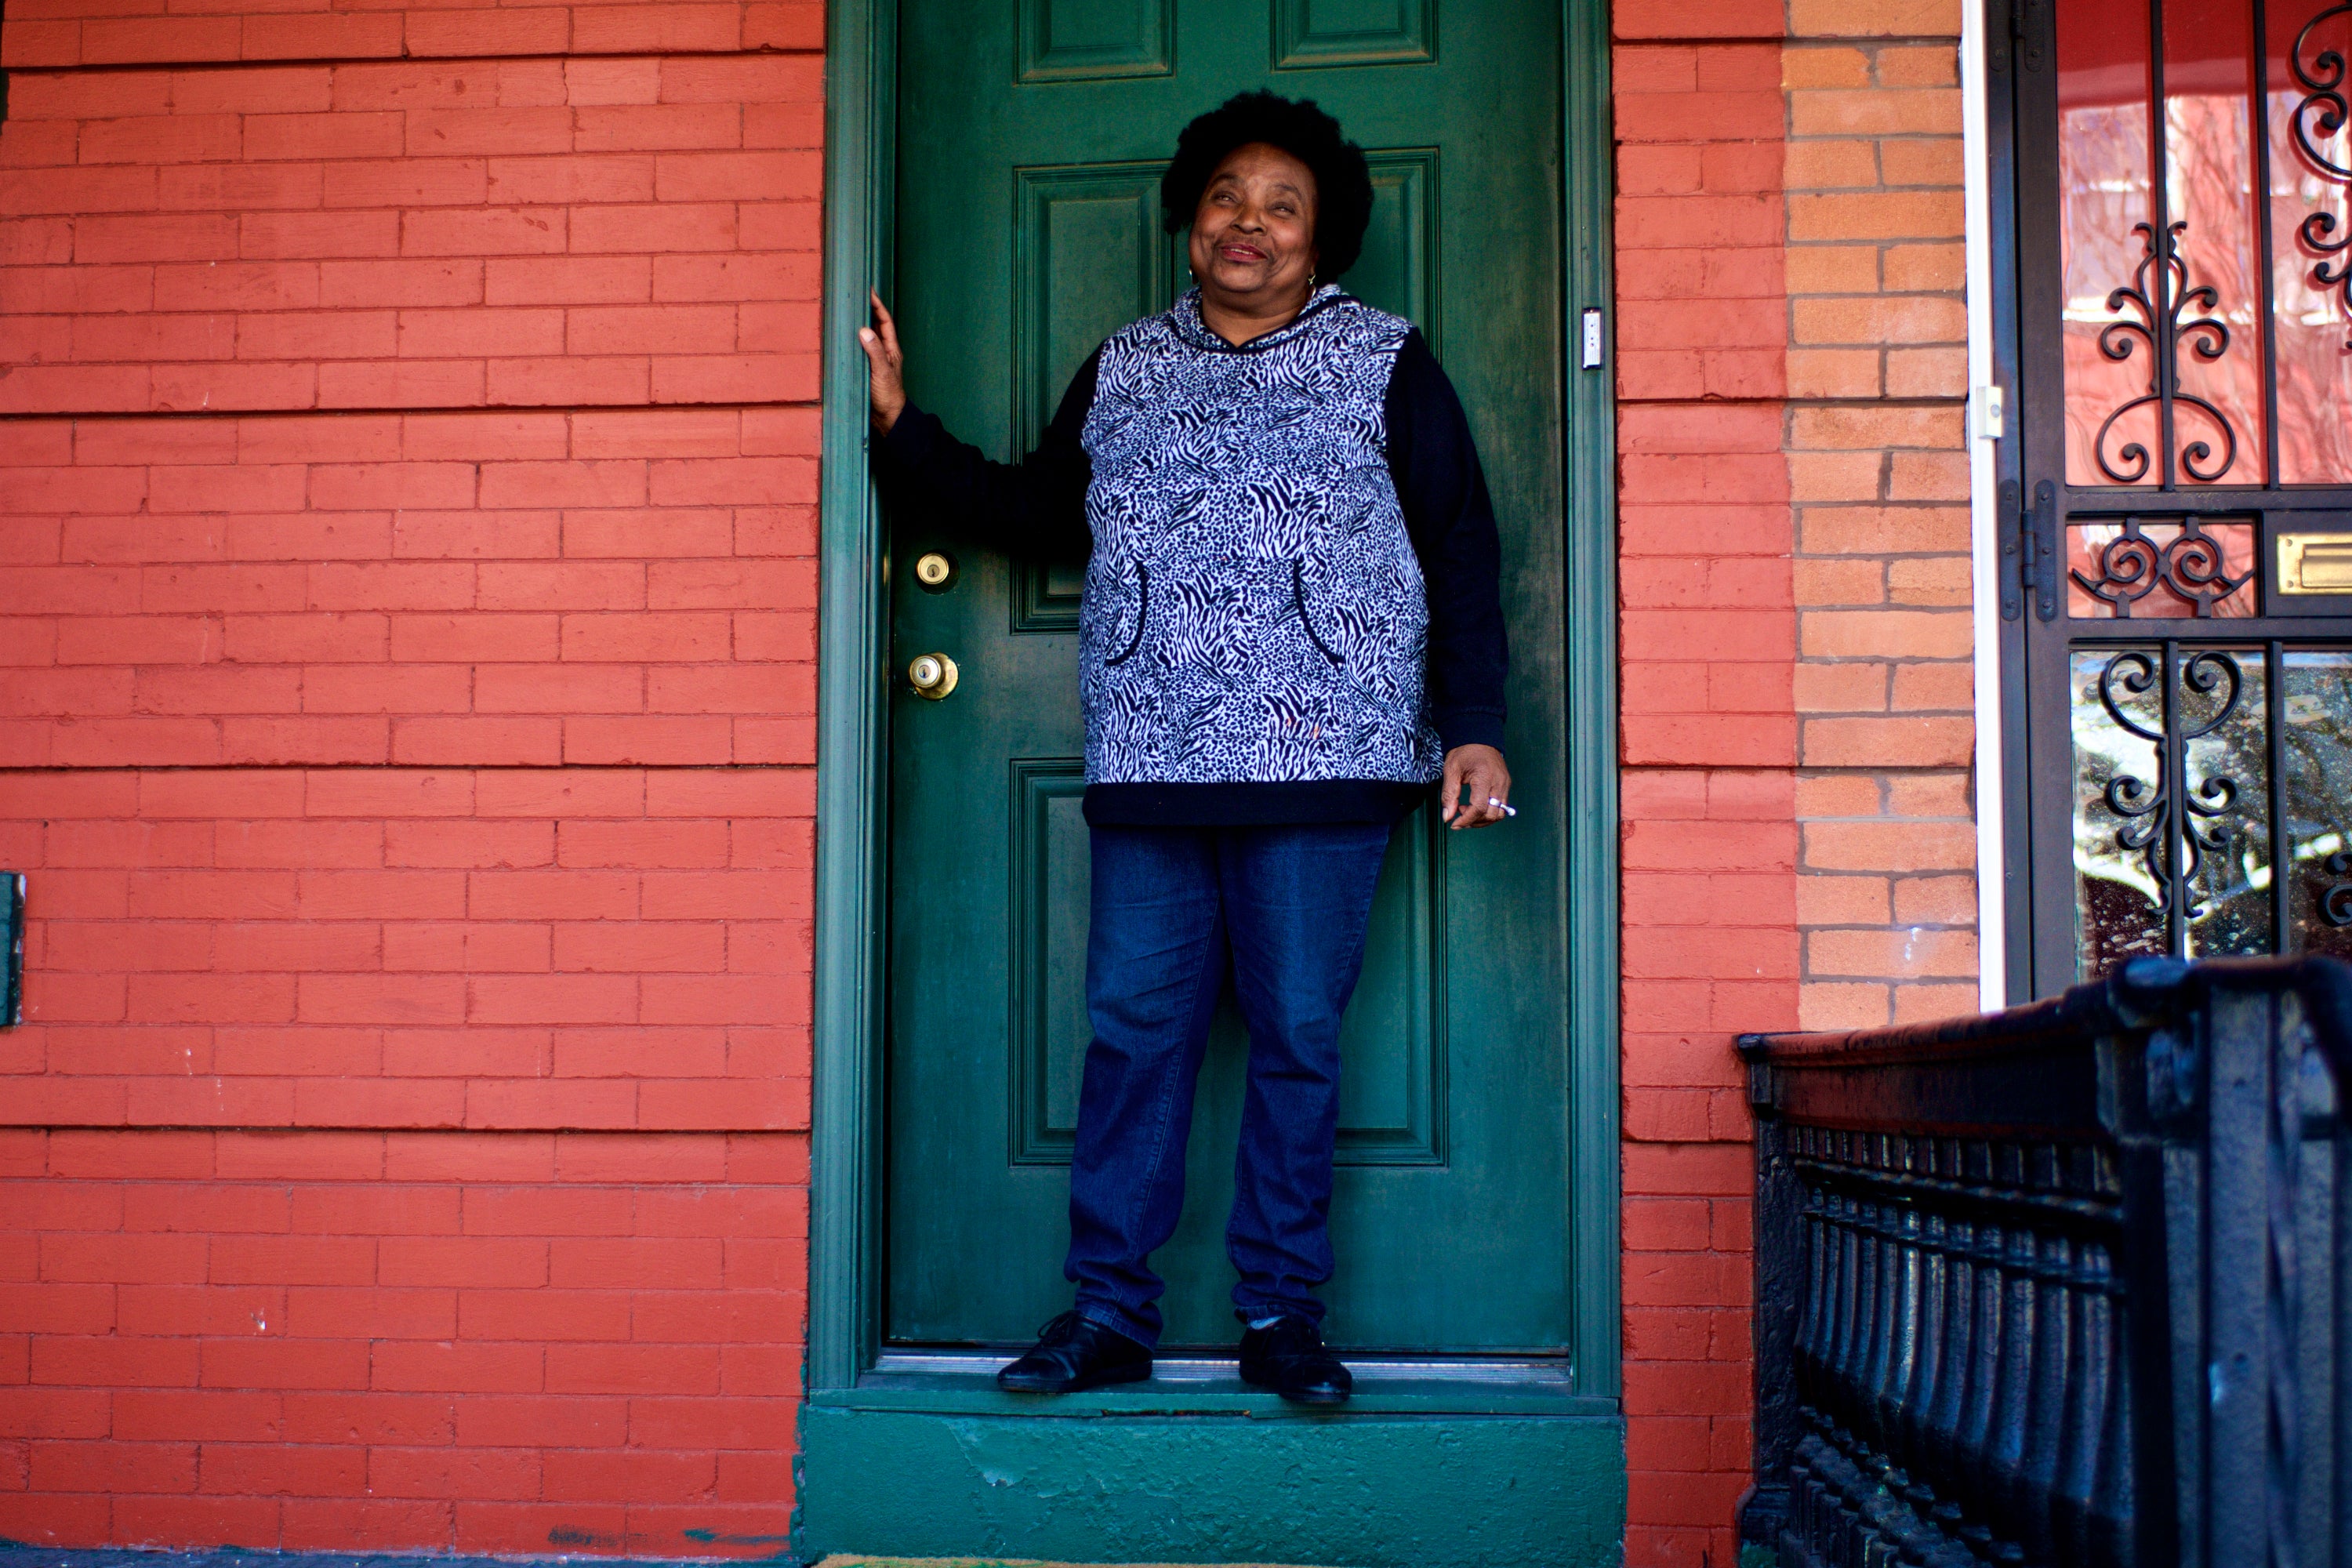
left=1782, top=5, right=1976, bottom=1033
left=1613, top=3, right=1977, bottom=1564
left=0, top=1128, right=803, bottom=1552
left=0, top=1, right=821, bottom=1552
left=1613, top=3, right=1791, bottom=1563
left=3, top=0, right=1988, bottom=1559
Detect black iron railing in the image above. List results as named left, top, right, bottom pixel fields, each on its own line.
left=1738, top=956, right=2351, bottom=1568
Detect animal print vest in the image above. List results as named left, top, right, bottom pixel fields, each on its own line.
left=1076, top=286, right=1444, bottom=788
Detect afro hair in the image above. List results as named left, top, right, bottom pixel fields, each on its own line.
left=1160, top=91, right=1374, bottom=281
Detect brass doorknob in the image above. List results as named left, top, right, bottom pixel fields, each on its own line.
left=907, top=652, right=959, bottom=699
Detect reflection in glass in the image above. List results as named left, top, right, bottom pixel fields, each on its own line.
left=2072, top=645, right=2272, bottom=978
left=2060, top=0, right=2160, bottom=486
left=2064, top=517, right=2257, bottom=616
left=2183, top=648, right=2273, bottom=956
left=2268, top=1, right=2352, bottom=481
left=2281, top=652, right=2352, bottom=955
left=2162, top=0, right=2267, bottom=478
left=2059, top=0, right=2269, bottom=486
left=2073, top=649, right=2167, bottom=973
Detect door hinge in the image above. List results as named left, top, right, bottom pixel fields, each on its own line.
left=2004, top=477, right=2059, bottom=622
left=1999, top=481, right=2022, bottom=621
left=2012, top=0, right=2049, bottom=71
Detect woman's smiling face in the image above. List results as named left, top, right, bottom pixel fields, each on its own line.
left=1189, top=142, right=1319, bottom=313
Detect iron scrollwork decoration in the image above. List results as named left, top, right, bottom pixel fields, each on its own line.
left=2291, top=3, right=2352, bottom=347
left=2093, top=221, right=2241, bottom=485
left=2097, top=648, right=2245, bottom=919
left=2067, top=516, right=2252, bottom=616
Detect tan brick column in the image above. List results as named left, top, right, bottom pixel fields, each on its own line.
left=1785, top=0, right=1980, bottom=1029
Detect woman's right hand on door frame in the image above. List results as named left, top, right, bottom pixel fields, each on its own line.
left=860, top=289, right=907, bottom=434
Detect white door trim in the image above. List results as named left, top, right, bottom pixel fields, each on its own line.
left=1963, top=0, right=2010, bottom=1011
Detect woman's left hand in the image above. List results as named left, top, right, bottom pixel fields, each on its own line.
left=1440, top=744, right=1512, bottom=829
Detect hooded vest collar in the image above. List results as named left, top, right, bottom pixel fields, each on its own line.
left=1167, top=283, right=1351, bottom=354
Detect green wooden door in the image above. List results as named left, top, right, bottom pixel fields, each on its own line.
left=886, top=0, right=1568, bottom=1352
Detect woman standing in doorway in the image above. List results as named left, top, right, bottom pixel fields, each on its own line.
left=862, top=92, right=1512, bottom=1406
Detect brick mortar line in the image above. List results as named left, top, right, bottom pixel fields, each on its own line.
left=1617, top=397, right=1789, bottom=407
left=0, top=1123, right=811, bottom=1133
left=1, top=403, right=824, bottom=424
left=0, top=764, right=820, bottom=772
left=1782, top=396, right=1965, bottom=407
left=0, top=46, right=824, bottom=77
left=1782, top=35, right=1965, bottom=46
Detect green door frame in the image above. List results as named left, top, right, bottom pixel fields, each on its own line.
left=801, top=2, right=1621, bottom=1555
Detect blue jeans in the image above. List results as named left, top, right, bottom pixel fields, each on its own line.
left=1066, top=820, right=1392, bottom=1348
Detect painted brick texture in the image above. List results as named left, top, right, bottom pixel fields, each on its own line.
left=3, top=0, right=1990, bottom=1558
left=0, top=0, right=818, bottom=1552
left=0, top=412, right=819, bottom=767
left=1613, top=5, right=1789, bottom=1563
left=0, top=764, right=811, bottom=1130
left=0, top=57, right=820, bottom=413
left=1, top=2, right=825, bottom=70
left=1614, top=1, right=1976, bottom=1563
left=1783, top=7, right=1977, bottom=1032
left=0, top=1127, right=804, bottom=1555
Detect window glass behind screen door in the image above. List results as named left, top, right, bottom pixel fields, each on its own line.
left=2016, top=0, right=2352, bottom=989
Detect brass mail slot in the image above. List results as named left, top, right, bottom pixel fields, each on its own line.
left=2277, top=532, right=2352, bottom=594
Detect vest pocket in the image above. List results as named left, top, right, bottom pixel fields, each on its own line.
left=1291, top=558, right=1344, bottom=666
left=1105, top=562, right=1149, bottom=666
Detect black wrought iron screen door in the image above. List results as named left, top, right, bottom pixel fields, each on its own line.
left=2005, top=0, right=2352, bottom=993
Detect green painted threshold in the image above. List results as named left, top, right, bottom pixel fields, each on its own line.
left=797, top=1407, right=1625, bottom=1568
left=817, top=1559, right=1339, bottom=1567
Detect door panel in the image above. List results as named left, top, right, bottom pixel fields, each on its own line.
left=1018, top=0, right=1178, bottom=82
left=1272, top=0, right=1436, bottom=68
left=887, top=0, right=1566, bottom=1350
left=1013, top=164, right=1178, bottom=454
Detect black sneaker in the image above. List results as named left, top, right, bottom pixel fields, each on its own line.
left=1239, top=1314, right=1352, bottom=1406
left=996, top=1310, right=1152, bottom=1393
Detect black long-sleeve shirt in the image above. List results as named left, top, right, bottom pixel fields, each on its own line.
left=875, top=327, right=1508, bottom=826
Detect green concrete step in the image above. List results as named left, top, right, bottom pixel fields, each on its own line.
left=818, top=1559, right=1342, bottom=1568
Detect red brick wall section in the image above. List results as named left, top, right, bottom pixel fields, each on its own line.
left=1783, top=1, right=1978, bottom=1031
left=1613, top=2, right=1793, bottom=1565
left=0, top=1128, right=803, bottom=1552
left=0, top=760, right=811, bottom=1127
left=0, top=2, right=818, bottom=1553
left=2, top=2, right=822, bottom=72
left=1614, top=3, right=1984, bottom=1564
left=0, top=51, right=818, bottom=413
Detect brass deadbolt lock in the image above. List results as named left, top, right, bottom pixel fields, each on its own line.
left=913, top=551, right=958, bottom=591
left=907, top=652, right=959, bottom=700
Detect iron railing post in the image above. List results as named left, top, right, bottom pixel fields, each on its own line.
left=1742, top=956, right=2351, bottom=1567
